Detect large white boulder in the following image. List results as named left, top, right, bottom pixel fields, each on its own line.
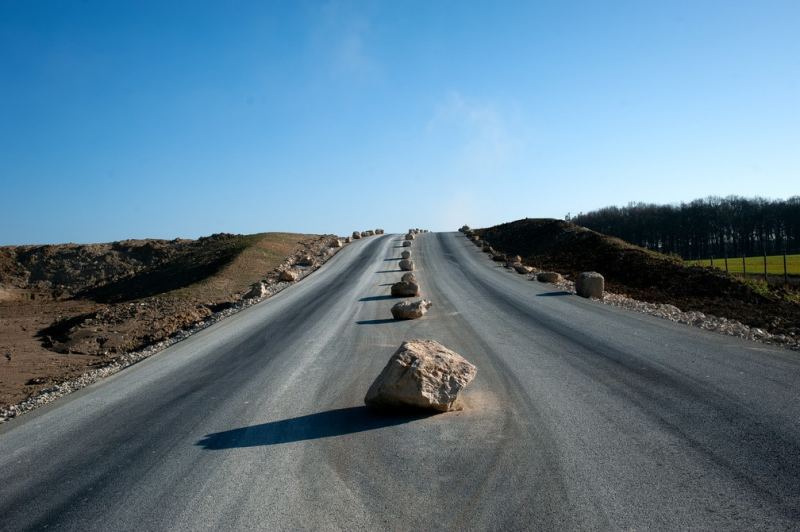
left=576, top=271, right=604, bottom=298
left=399, top=259, right=414, bottom=271
left=390, top=298, right=432, bottom=320
left=364, top=339, right=477, bottom=412
left=391, top=279, right=420, bottom=297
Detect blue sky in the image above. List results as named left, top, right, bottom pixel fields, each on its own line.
left=1, top=1, right=798, bottom=244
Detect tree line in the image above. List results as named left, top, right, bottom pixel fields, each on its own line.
left=571, top=196, right=800, bottom=260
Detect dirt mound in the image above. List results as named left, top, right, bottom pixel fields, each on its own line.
left=477, top=218, right=800, bottom=337
left=0, top=231, right=340, bottom=409
left=0, top=233, right=248, bottom=300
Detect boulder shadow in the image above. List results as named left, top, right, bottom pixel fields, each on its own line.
left=356, top=318, right=397, bottom=325
left=359, top=295, right=396, bottom=301
left=196, top=406, right=430, bottom=449
left=536, top=291, right=572, bottom=297
left=376, top=269, right=402, bottom=274
left=383, top=258, right=401, bottom=261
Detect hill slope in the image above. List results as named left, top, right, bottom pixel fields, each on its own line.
left=476, top=218, right=800, bottom=337
left=0, top=232, right=339, bottom=408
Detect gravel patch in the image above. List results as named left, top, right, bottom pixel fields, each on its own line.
left=530, top=272, right=800, bottom=352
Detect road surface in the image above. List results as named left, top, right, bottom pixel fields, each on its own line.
left=1, top=232, right=799, bottom=530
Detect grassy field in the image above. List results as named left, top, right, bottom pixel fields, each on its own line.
left=687, top=254, right=800, bottom=276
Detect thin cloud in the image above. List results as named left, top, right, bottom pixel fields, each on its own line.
left=312, top=1, right=379, bottom=80
left=427, top=91, right=523, bottom=174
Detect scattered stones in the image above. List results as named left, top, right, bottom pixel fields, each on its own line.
left=576, top=272, right=604, bottom=299
left=399, top=259, right=415, bottom=271
left=402, top=241, right=412, bottom=247
left=537, top=272, right=562, bottom=283
left=514, top=264, right=533, bottom=274
left=295, top=255, right=315, bottom=266
left=391, top=279, right=420, bottom=297
left=390, top=299, right=432, bottom=320
left=401, top=250, right=411, bottom=259
left=244, top=282, right=267, bottom=299
left=279, top=269, right=298, bottom=282
left=364, top=339, right=477, bottom=412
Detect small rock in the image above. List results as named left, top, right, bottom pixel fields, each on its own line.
left=390, top=299, right=432, bottom=320
left=352, top=231, right=362, bottom=239
left=364, top=339, right=477, bottom=412
left=244, top=282, right=268, bottom=299
left=405, top=233, right=415, bottom=240
left=402, top=241, right=412, bottom=247
left=514, top=264, right=533, bottom=274
left=401, top=272, right=416, bottom=283
left=401, top=250, right=411, bottom=259
left=296, top=255, right=315, bottom=266
left=537, top=272, right=562, bottom=283
left=279, top=269, right=298, bottom=282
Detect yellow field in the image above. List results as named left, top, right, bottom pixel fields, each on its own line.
left=687, top=254, right=800, bottom=275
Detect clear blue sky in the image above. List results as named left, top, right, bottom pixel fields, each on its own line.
left=2, top=1, right=798, bottom=244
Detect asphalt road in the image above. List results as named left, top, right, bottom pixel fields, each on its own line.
left=1, top=232, right=799, bottom=531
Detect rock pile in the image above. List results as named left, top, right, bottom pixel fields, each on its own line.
left=364, top=339, right=477, bottom=412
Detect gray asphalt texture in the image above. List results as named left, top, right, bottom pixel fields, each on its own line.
left=1, top=232, right=799, bottom=531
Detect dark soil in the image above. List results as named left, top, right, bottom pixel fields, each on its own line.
left=476, top=218, right=800, bottom=339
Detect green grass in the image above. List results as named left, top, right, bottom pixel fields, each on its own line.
left=686, top=254, right=800, bottom=276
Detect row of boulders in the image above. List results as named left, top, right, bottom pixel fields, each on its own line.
left=352, top=229, right=385, bottom=240
left=389, top=229, right=431, bottom=320
left=460, top=225, right=605, bottom=299
left=244, top=233, right=359, bottom=300
left=366, top=229, right=476, bottom=413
